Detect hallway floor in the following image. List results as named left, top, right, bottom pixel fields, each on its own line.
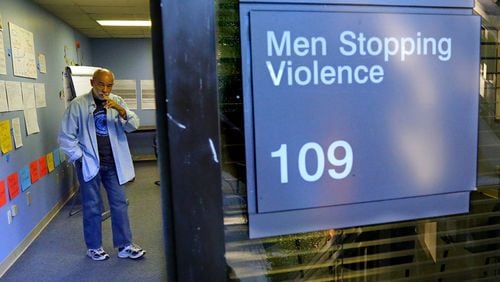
left=1, top=161, right=166, bottom=281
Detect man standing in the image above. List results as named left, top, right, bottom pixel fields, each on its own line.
left=59, top=68, right=146, bottom=261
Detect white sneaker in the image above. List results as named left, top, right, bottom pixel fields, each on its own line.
left=118, top=244, right=146, bottom=259
left=87, top=247, right=110, bottom=261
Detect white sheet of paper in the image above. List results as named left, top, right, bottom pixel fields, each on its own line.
left=24, top=107, right=39, bottom=135
left=0, top=80, right=8, bottom=112
left=9, top=23, right=37, bottom=79
left=141, top=80, right=155, bottom=110
left=5, top=81, right=23, bottom=111
left=21, top=82, right=35, bottom=109
left=0, top=31, right=7, bottom=75
left=34, top=83, right=46, bottom=107
left=11, top=117, right=22, bottom=148
left=38, top=53, right=47, bottom=73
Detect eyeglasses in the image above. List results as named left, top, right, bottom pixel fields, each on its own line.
left=95, top=82, right=114, bottom=89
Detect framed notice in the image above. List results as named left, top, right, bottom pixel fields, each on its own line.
left=141, top=80, right=156, bottom=110
left=114, top=80, right=137, bottom=109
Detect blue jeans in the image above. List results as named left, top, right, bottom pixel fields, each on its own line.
left=75, top=162, right=132, bottom=249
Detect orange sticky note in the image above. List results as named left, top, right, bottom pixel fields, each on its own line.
left=0, top=180, right=6, bottom=208
left=30, top=160, right=39, bottom=183
left=7, top=173, right=20, bottom=200
left=39, top=156, right=48, bottom=177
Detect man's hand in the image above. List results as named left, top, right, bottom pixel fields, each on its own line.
left=103, top=96, right=127, bottom=119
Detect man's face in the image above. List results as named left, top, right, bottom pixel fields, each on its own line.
left=91, top=72, right=114, bottom=100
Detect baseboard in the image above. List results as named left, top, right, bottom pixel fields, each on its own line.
left=0, top=187, right=77, bottom=277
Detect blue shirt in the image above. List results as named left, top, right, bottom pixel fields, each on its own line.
left=58, top=91, right=140, bottom=184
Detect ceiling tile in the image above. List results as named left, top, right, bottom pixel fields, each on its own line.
left=34, top=0, right=151, bottom=38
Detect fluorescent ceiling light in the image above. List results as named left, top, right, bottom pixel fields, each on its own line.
left=97, top=20, right=151, bottom=27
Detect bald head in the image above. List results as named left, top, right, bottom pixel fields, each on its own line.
left=91, top=68, right=115, bottom=100
left=92, top=68, right=115, bottom=81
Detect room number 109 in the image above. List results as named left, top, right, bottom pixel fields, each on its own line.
left=271, top=141, right=353, bottom=183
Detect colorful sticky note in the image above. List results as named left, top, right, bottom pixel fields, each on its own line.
left=46, top=152, right=55, bottom=172
left=30, top=160, right=39, bottom=183
left=7, top=172, right=20, bottom=200
left=53, top=148, right=61, bottom=167
left=39, top=156, right=48, bottom=177
left=0, top=180, right=6, bottom=208
left=0, top=120, right=13, bottom=154
left=20, top=166, right=31, bottom=191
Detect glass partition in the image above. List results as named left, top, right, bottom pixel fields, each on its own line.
left=217, top=0, right=500, bottom=280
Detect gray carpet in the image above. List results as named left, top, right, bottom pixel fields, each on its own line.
left=1, top=161, right=167, bottom=282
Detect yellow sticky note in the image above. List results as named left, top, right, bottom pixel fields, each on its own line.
left=46, top=152, right=55, bottom=172
left=0, top=120, right=13, bottom=154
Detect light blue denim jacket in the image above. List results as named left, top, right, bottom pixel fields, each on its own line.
left=58, top=91, right=140, bottom=184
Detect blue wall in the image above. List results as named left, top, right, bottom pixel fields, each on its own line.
left=0, top=0, right=92, bottom=266
left=91, top=39, right=156, bottom=126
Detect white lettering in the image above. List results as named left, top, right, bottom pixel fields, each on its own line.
left=370, top=65, right=384, bottom=84
left=311, top=37, right=327, bottom=56
left=295, top=66, right=312, bottom=86
left=384, top=37, right=399, bottom=62
left=339, top=31, right=453, bottom=62
left=401, top=37, right=415, bottom=61
left=339, top=31, right=357, bottom=56
left=266, top=60, right=385, bottom=86
left=294, top=37, right=310, bottom=56
left=267, top=31, right=327, bottom=57
left=267, top=30, right=291, bottom=56
left=366, top=37, right=382, bottom=56
left=438, top=38, right=451, bottom=61
left=266, top=61, right=286, bottom=86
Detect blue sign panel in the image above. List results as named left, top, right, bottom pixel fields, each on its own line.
left=242, top=7, right=480, bottom=238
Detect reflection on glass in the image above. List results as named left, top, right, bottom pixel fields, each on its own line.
left=217, top=0, right=500, bottom=280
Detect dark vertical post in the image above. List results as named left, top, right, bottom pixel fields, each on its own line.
left=150, top=0, right=227, bottom=281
